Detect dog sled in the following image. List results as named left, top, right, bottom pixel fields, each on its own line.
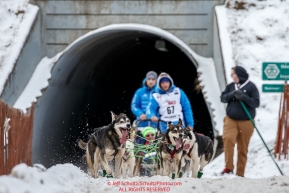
left=132, top=119, right=167, bottom=177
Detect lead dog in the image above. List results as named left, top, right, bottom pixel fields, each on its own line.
left=182, top=127, right=214, bottom=178
left=77, top=111, right=131, bottom=178
left=157, top=118, right=184, bottom=178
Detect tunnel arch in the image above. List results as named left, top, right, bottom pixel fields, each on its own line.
left=33, top=24, right=216, bottom=167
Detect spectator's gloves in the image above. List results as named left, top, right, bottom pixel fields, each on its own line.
left=234, top=90, right=244, bottom=100
left=227, top=90, right=237, bottom=100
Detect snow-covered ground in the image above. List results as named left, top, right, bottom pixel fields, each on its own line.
left=0, top=163, right=288, bottom=193
left=1, top=0, right=289, bottom=192
left=0, top=0, right=38, bottom=94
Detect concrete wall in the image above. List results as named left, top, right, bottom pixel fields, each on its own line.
left=34, top=0, right=225, bottom=58
left=0, top=10, right=43, bottom=106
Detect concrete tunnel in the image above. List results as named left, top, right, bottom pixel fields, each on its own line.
left=32, top=25, right=215, bottom=168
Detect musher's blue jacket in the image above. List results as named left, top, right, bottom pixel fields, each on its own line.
left=131, top=78, right=158, bottom=128
left=146, top=74, right=194, bottom=132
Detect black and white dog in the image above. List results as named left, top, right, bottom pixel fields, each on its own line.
left=182, top=127, right=214, bottom=178
left=158, top=118, right=184, bottom=178
left=77, top=111, right=131, bottom=178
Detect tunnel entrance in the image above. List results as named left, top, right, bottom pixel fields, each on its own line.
left=33, top=25, right=213, bottom=168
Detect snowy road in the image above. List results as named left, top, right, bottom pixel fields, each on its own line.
left=0, top=163, right=288, bottom=193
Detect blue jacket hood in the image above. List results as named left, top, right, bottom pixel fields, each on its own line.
left=155, top=73, right=175, bottom=94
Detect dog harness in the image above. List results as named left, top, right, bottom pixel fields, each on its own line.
left=165, top=143, right=177, bottom=159
left=186, top=143, right=195, bottom=158
left=93, top=124, right=125, bottom=157
left=186, top=133, right=204, bottom=158
left=122, top=151, right=130, bottom=162
left=107, top=130, right=122, bottom=157
left=194, top=133, right=211, bottom=157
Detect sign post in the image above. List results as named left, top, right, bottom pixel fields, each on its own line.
left=262, top=84, right=283, bottom=92
left=263, top=62, right=289, bottom=160
left=262, top=62, right=289, bottom=80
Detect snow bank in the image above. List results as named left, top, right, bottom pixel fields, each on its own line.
left=0, top=163, right=90, bottom=193
left=211, top=0, right=289, bottom=177
left=0, top=0, right=39, bottom=94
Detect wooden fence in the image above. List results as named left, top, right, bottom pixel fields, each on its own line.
left=0, top=99, right=34, bottom=175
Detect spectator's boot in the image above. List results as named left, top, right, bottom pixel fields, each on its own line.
left=221, top=168, right=233, bottom=175
left=179, top=172, right=183, bottom=178
left=172, top=173, right=175, bottom=179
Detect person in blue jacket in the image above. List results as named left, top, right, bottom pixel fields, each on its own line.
left=131, top=71, right=158, bottom=132
left=146, top=72, right=194, bottom=133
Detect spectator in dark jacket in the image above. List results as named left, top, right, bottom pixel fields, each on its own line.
left=220, top=66, right=260, bottom=177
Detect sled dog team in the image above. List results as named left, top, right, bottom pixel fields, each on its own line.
left=78, top=111, right=214, bottom=179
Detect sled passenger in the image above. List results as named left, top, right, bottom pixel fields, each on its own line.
left=220, top=66, right=260, bottom=177
left=137, top=127, right=158, bottom=177
left=146, top=72, right=194, bottom=132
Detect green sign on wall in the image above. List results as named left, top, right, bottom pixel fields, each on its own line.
left=262, top=84, right=284, bottom=92
left=262, top=62, right=289, bottom=80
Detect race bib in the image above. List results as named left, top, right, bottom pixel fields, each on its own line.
left=153, top=88, right=183, bottom=122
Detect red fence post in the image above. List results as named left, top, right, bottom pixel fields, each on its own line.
left=26, top=102, right=34, bottom=165
left=0, top=100, right=5, bottom=175
left=284, top=84, right=289, bottom=159
left=275, top=85, right=286, bottom=160
left=6, top=108, right=19, bottom=174
left=275, top=90, right=284, bottom=158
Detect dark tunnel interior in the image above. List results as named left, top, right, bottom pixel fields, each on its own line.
left=33, top=29, right=213, bottom=168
